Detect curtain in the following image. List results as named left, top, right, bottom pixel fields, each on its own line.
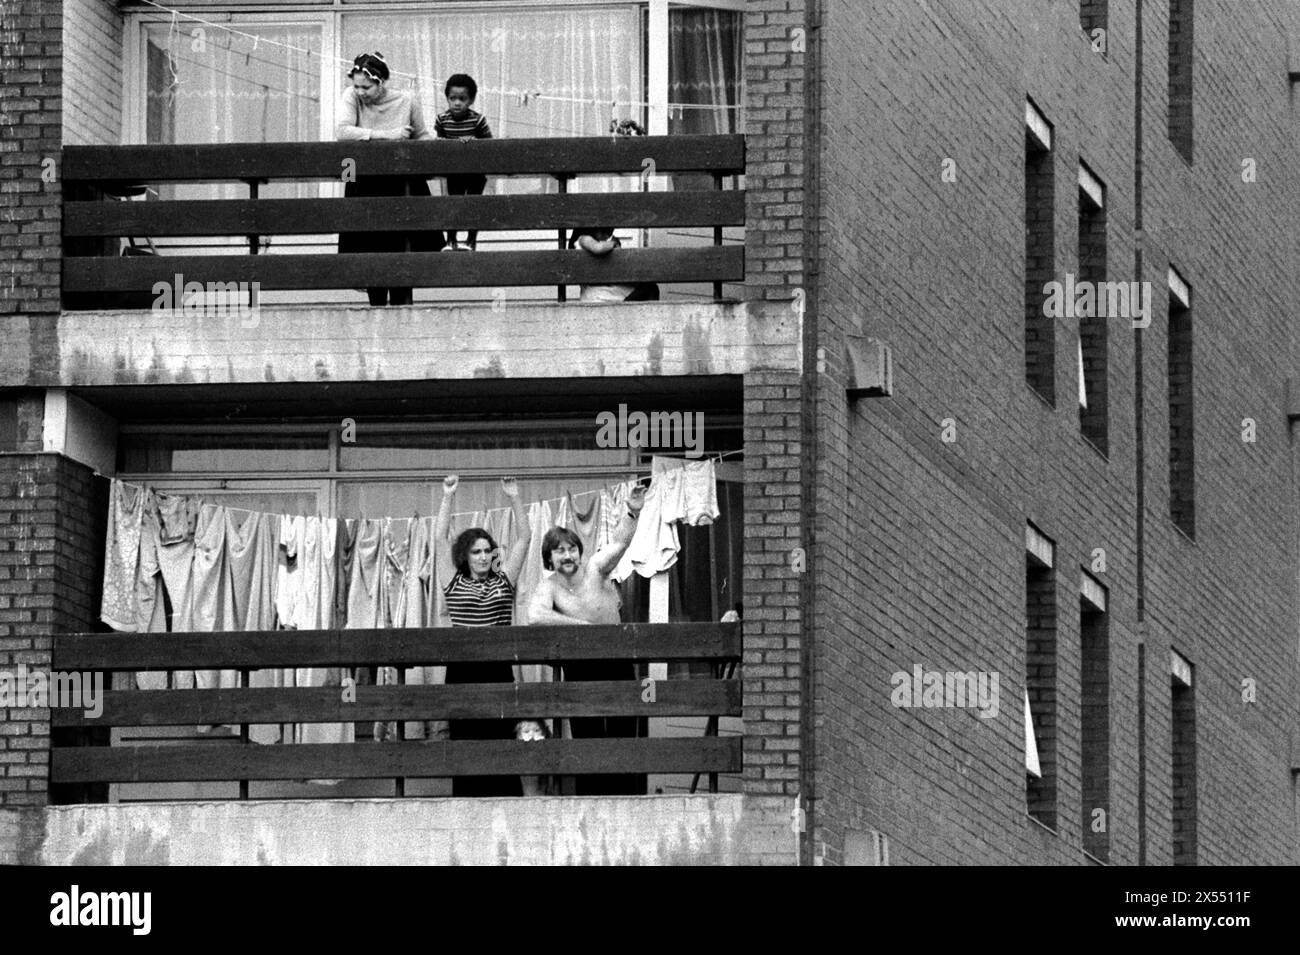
left=668, top=8, right=741, bottom=137
left=343, top=8, right=641, bottom=197
left=143, top=21, right=322, bottom=237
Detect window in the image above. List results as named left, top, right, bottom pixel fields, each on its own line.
left=1171, top=650, right=1196, bottom=865
left=1025, top=100, right=1055, bottom=404
left=1080, top=571, right=1109, bottom=861
left=1168, top=0, right=1194, bottom=162
left=1168, top=267, right=1194, bottom=537
left=1025, top=523, right=1057, bottom=828
left=124, top=3, right=745, bottom=304
left=1080, top=0, right=1108, bottom=40
left=1077, top=162, right=1107, bottom=453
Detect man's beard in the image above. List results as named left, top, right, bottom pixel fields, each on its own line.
left=557, top=560, right=579, bottom=576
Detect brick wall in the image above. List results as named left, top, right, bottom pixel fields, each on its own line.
left=0, top=453, right=106, bottom=808
left=62, top=0, right=123, bottom=147
left=1138, top=0, right=1299, bottom=866
left=812, top=0, right=1137, bottom=865
left=804, top=0, right=1299, bottom=866
left=743, top=0, right=807, bottom=301
left=740, top=369, right=803, bottom=862
left=0, top=0, right=62, bottom=318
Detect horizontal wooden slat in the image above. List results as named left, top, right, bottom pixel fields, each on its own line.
left=53, top=622, right=742, bottom=671
left=52, top=680, right=742, bottom=728
left=64, top=191, right=746, bottom=237
left=62, top=246, right=743, bottom=292
left=61, top=136, right=745, bottom=183
left=51, top=737, right=743, bottom=783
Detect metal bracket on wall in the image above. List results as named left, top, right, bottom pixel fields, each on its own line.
left=845, top=334, right=893, bottom=400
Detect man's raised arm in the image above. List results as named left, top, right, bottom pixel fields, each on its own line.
left=591, top=484, right=646, bottom=578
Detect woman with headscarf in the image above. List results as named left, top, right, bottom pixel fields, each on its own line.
left=336, top=52, right=445, bottom=306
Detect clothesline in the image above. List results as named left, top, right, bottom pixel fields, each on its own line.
left=105, top=448, right=740, bottom=524
left=140, top=0, right=744, bottom=114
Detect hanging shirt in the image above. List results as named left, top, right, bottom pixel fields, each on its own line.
left=680, top=458, right=720, bottom=525
left=598, top=482, right=632, bottom=550
left=101, top=480, right=146, bottom=631
left=613, top=479, right=680, bottom=582
left=563, top=490, right=602, bottom=558
left=133, top=501, right=168, bottom=690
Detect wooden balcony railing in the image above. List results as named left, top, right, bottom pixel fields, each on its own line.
left=50, top=622, right=742, bottom=797
left=61, top=135, right=745, bottom=307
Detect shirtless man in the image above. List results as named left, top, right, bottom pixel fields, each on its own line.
left=526, top=483, right=647, bottom=795
left=526, top=484, right=646, bottom=627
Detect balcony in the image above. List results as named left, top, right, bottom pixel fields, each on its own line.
left=61, top=135, right=745, bottom=308
left=51, top=621, right=742, bottom=800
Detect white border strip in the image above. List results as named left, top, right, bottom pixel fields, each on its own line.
left=1171, top=649, right=1193, bottom=688
left=1026, top=523, right=1054, bottom=568
left=1078, top=162, right=1104, bottom=208
left=1026, top=99, right=1052, bottom=150
left=1168, top=267, right=1191, bottom=309
left=1080, top=570, right=1107, bottom=612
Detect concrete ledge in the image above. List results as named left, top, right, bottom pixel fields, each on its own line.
left=4, top=301, right=802, bottom=388
left=32, top=794, right=770, bottom=866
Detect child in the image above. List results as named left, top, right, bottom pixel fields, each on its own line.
left=435, top=73, right=493, bottom=251
left=515, top=718, right=558, bottom=796
left=569, top=119, right=660, bottom=302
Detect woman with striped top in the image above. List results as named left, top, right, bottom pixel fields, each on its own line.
left=434, top=473, right=530, bottom=796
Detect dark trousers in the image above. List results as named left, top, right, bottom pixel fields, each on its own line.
left=445, top=174, right=488, bottom=247
left=339, top=176, right=445, bottom=304
left=446, top=661, right=522, bottom=797
left=564, top=661, right=647, bottom=796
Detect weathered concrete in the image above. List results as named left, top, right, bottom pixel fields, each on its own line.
left=10, top=301, right=801, bottom=388
left=31, top=795, right=764, bottom=866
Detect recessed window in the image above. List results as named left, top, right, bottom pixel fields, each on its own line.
left=1025, top=523, right=1057, bottom=828
left=1167, top=268, right=1194, bottom=537
left=1025, top=100, right=1056, bottom=404
left=1077, top=162, right=1108, bottom=453
left=1080, top=571, right=1109, bottom=861
left=1168, top=0, right=1194, bottom=162
left=1171, top=650, right=1196, bottom=865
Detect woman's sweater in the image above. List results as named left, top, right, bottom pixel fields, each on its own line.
left=336, top=86, right=432, bottom=141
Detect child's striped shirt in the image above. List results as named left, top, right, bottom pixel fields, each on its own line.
left=435, top=108, right=493, bottom=140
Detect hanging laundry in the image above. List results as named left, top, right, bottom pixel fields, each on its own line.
left=101, top=480, right=147, bottom=632
left=334, top=518, right=357, bottom=630
left=225, top=508, right=280, bottom=743
left=613, top=475, right=680, bottom=582
left=598, top=481, right=633, bottom=550
left=562, top=489, right=602, bottom=557
left=679, top=457, right=720, bottom=525
left=296, top=515, right=350, bottom=748
left=133, top=499, right=168, bottom=690
left=395, top=516, right=445, bottom=741
left=154, top=494, right=201, bottom=690
left=374, top=517, right=413, bottom=742
left=188, top=504, right=238, bottom=691
left=514, top=499, right=554, bottom=684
